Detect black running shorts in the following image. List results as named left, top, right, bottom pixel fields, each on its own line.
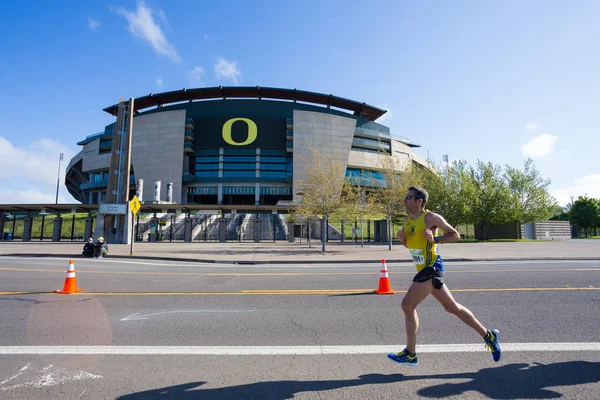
left=412, top=266, right=444, bottom=290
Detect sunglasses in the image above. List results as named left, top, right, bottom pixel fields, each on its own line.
left=405, top=195, right=421, bottom=200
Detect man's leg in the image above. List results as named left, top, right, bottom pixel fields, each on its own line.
left=431, top=284, right=487, bottom=337
left=432, top=284, right=502, bottom=361
left=401, top=281, right=434, bottom=353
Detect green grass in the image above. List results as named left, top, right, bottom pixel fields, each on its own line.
left=2, top=213, right=91, bottom=240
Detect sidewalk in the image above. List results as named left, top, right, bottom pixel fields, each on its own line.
left=0, top=239, right=598, bottom=264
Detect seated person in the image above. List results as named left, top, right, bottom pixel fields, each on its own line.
left=94, top=237, right=109, bottom=259
left=82, top=237, right=95, bottom=257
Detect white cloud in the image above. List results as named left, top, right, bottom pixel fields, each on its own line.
left=0, top=137, right=78, bottom=204
left=115, top=1, right=180, bottom=63
left=214, top=57, right=241, bottom=84
left=188, top=66, right=205, bottom=86
left=521, top=133, right=559, bottom=159
left=525, top=122, right=538, bottom=132
left=88, top=16, right=101, bottom=32
left=156, top=77, right=163, bottom=87
left=551, top=174, right=600, bottom=207
left=376, top=104, right=392, bottom=125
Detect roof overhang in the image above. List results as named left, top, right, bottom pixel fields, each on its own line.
left=103, top=86, right=387, bottom=121
left=0, top=204, right=98, bottom=215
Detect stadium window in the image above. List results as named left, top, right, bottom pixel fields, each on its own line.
left=260, top=148, right=287, bottom=156
left=260, top=156, right=286, bottom=163
left=351, top=146, right=387, bottom=155
left=194, top=163, right=219, bottom=171
left=196, top=149, right=219, bottom=156
left=261, top=171, right=286, bottom=178
left=223, top=156, right=256, bottom=163
left=223, top=148, right=256, bottom=156
left=223, top=171, right=255, bottom=178
left=195, top=156, right=219, bottom=163
left=195, top=171, right=219, bottom=178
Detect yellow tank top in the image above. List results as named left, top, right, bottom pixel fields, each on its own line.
left=404, top=211, right=439, bottom=271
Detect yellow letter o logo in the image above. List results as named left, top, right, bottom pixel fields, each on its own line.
left=222, top=118, right=257, bottom=146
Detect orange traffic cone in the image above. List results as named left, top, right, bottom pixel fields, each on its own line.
left=374, top=259, right=395, bottom=294
left=56, top=260, right=82, bottom=294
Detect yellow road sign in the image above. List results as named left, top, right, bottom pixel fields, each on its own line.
left=129, top=196, right=141, bottom=215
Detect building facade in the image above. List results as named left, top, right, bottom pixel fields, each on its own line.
left=66, top=86, right=427, bottom=207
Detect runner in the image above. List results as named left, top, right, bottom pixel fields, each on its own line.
left=387, top=186, right=501, bottom=367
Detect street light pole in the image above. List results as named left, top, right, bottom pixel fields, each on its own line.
left=55, top=153, right=64, bottom=204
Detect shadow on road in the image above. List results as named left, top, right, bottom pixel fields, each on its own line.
left=115, top=361, right=600, bottom=399
left=326, top=292, right=378, bottom=297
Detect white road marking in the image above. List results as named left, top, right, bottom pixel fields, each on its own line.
left=0, top=364, right=102, bottom=391
left=1, top=343, right=599, bottom=355
left=0, top=362, right=31, bottom=385
left=121, top=309, right=255, bottom=321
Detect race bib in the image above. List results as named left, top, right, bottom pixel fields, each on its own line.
left=409, top=249, right=424, bottom=265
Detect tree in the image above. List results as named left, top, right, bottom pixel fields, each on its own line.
left=570, top=196, right=600, bottom=237
left=339, top=178, right=377, bottom=247
left=295, top=147, right=349, bottom=252
left=425, top=160, right=475, bottom=227
left=549, top=203, right=572, bottom=222
left=504, top=158, right=557, bottom=226
left=371, top=151, right=425, bottom=250
left=468, top=160, right=513, bottom=239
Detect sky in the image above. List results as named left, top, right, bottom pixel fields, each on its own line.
left=0, top=0, right=598, bottom=207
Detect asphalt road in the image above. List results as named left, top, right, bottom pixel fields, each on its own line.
left=0, top=257, right=599, bottom=399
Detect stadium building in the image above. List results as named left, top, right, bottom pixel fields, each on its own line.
left=66, top=86, right=426, bottom=208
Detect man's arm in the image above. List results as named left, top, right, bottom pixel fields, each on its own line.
left=424, top=213, right=460, bottom=244
left=397, top=216, right=408, bottom=247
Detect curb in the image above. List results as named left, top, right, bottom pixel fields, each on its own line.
left=2, top=253, right=600, bottom=265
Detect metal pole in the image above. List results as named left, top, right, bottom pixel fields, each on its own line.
left=130, top=211, right=135, bottom=256
left=122, top=98, right=135, bottom=244
left=40, top=215, right=45, bottom=241
left=136, top=214, right=140, bottom=241
left=70, top=214, right=75, bottom=241
left=114, top=105, right=126, bottom=243
left=170, top=215, right=174, bottom=242
left=55, top=153, right=64, bottom=204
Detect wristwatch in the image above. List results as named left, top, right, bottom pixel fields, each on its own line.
left=434, top=236, right=441, bottom=244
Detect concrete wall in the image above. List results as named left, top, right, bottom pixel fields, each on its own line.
left=81, top=138, right=110, bottom=172
left=347, top=149, right=381, bottom=169
left=476, top=220, right=572, bottom=240
left=292, top=110, right=357, bottom=202
left=521, top=220, right=572, bottom=240
left=131, top=110, right=186, bottom=203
